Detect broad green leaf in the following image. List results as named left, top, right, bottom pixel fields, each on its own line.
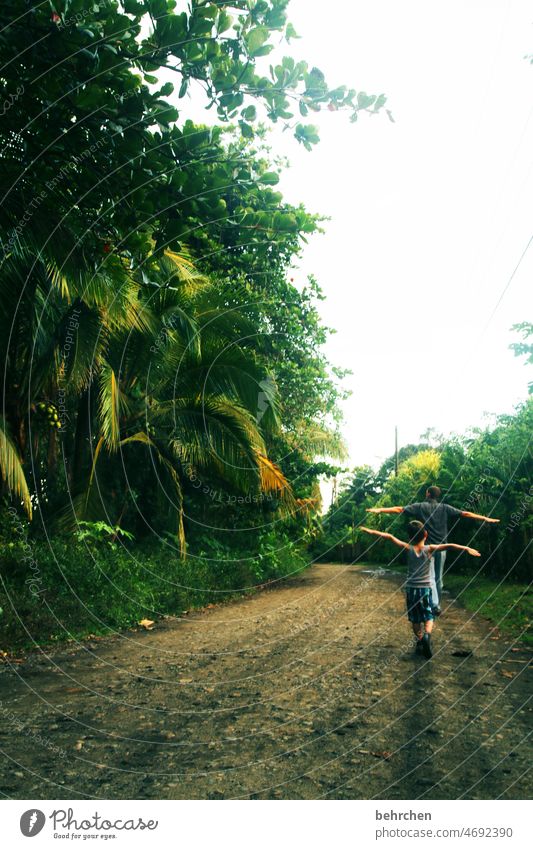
left=239, top=120, right=254, bottom=138
left=259, top=172, right=279, bottom=185
left=218, top=11, right=233, bottom=33
left=198, top=4, right=219, bottom=20
left=251, top=44, right=273, bottom=58
left=124, top=0, right=145, bottom=13
left=242, top=105, right=257, bottom=121
left=286, top=22, right=299, bottom=41
left=357, top=91, right=376, bottom=109
left=158, top=82, right=174, bottom=97
left=246, top=26, right=269, bottom=55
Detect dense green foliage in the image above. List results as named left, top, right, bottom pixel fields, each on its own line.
left=1, top=2, right=528, bottom=651
left=0, top=0, right=385, bottom=259
left=0, top=513, right=306, bottom=647
left=0, top=1, right=381, bottom=644
left=317, top=400, right=533, bottom=583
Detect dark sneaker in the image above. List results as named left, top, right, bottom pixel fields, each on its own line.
left=422, top=633, right=433, bottom=659
left=415, top=639, right=424, bottom=654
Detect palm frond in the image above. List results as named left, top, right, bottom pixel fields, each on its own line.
left=46, top=261, right=71, bottom=302
left=160, top=249, right=207, bottom=287
left=55, top=480, right=107, bottom=532
left=120, top=432, right=185, bottom=556
left=98, top=364, right=133, bottom=452
left=138, top=248, right=208, bottom=296
left=295, top=495, right=322, bottom=519
left=85, top=435, right=106, bottom=511
left=0, top=417, right=32, bottom=518
left=58, top=304, right=106, bottom=393
left=173, top=350, right=280, bottom=432
left=169, top=396, right=265, bottom=493
left=289, top=422, right=348, bottom=461
left=98, top=366, right=122, bottom=451
left=256, top=453, right=296, bottom=513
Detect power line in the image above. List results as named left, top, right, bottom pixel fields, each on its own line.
left=481, top=231, right=533, bottom=336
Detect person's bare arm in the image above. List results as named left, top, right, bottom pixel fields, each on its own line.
left=366, top=506, right=404, bottom=514
left=460, top=510, right=499, bottom=523
left=429, top=543, right=481, bottom=557
left=359, top=526, right=410, bottom=550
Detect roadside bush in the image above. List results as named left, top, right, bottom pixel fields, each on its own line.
left=0, top=525, right=307, bottom=649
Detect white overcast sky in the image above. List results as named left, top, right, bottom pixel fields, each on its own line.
left=174, top=1, right=533, bottom=470
left=265, top=0, right=533, bottom=469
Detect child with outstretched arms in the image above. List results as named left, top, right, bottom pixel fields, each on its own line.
left=366, top=485, right=498, bottom=614
left=359, top=520, right=480, bottom=658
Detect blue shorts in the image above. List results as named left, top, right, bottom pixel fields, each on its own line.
left=406, top=587, right=435, bottom=623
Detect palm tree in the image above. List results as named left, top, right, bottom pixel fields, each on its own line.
left=0, top=417, right=32, bottom=518
left=0, top=235, right=148, bottom=512
left=1, top=235, right=294, bottom=549
left=83, top=251, right=293, bottom=553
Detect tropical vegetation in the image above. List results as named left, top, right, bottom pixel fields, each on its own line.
left=0, top=0, right=381, bottom=644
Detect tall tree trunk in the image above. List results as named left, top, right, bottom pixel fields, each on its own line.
left=47, top=428, right=57, bottom=474
left=70, top=386, right=91, bottom=488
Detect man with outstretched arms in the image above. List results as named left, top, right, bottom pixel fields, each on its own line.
left=367, top=485, right=499, bottom=614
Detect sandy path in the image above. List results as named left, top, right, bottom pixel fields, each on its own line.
left=0, top=564, right=531, bottom=799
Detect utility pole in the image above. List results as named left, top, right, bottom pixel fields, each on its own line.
left=351, top=504, right=356, bottom=562
left=394, top=425, right=398, bottom=477
left=329, top=476, right=337, bottom=531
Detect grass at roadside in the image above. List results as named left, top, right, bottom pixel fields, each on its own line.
left=443, top=572, right=531, bottom=645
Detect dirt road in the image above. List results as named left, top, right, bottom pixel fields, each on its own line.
left=0, top=564, right=531, bottom=799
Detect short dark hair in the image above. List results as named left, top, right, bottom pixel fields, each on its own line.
left=408, top=520, right=426, bottom=544
left=426, top=485, right=441, bottom=500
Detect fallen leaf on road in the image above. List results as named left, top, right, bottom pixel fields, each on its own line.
left=74, top=740, right=84, bottom=751
left=138, top=619, right=155, bottom=630
left=65, top=687, right=84, bottom=694
left=501, top=670, right=515, bottom=679
left=356, top=748, right=393, bottom=760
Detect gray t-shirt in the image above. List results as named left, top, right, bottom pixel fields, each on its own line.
left=406, top=545, right=434, bottom=588
left=403, top=499, right=462, bottom=543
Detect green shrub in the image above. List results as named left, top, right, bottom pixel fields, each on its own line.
left=0, top=527, right=308, bottom=649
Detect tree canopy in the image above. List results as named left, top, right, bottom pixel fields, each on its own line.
left=0, top=0, right=382, bottom=558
